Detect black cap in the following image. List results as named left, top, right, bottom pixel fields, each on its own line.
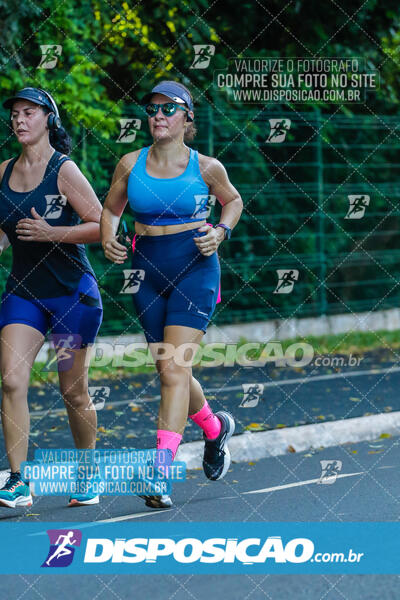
left=3, top=88, right=54, bottom=111
left=140, top=81, right=194, bottom=111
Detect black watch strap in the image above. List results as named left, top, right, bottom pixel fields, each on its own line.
left=215, top=223, right=232, bottom=240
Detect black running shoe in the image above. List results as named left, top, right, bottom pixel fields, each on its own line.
left=138, top=494, right=173, bottom=509
left=203, top=411, right=235, bottom=481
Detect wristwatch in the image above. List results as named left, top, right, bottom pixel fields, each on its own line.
left=215, top=223, right=232, bottom=240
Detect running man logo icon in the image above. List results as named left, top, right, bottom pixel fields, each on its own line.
left=42, top=334, right=81, bottom=372
left=190, top=45, right=216, bottom=69
left=318, top=460, right=342, bottom=484
left=192, top=194, right=217, bottom=219
left=240, top=383, right=264, bottom=408
left=37, top=45, right=62, bottom=69
left=43, top=195, right=67, bottom=219
left=266, top=119, right=291, bottom=143
left=120, top=269, right=145, bottom=294
left=117, top=118, right=142, bottom=143
left=87, top=386, right=111, bottom=411
left=42, top=529, right=82, bottom=568
left=345, top=195, right=370, bottom=219
left=274, top=269, right=299, bottom=294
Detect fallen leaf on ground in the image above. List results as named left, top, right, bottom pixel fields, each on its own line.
left=244, top=423, right=265, bottom=432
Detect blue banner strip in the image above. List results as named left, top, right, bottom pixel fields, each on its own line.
left=0, top=522, right=398, bottom=574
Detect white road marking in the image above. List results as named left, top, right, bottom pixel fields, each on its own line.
left=242, top=471, right=365, bottom=494
left=28, top=508, right=173, bottom=536
left=98, top=510, right=172, bottom=523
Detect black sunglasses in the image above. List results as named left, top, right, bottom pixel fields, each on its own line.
left=144, top=102, right=188, bottom=117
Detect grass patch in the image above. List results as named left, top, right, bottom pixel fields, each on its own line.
left=27, top=329, right=400, bottom=386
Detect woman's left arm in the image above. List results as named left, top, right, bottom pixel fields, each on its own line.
left=195, top=157, right=243, bottom=256
left=16, top=160, right=102, bottom=244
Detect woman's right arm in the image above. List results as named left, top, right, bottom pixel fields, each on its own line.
left=0, top=160, right=12, bottom=255
left=100, top=152, right=137, bottom=264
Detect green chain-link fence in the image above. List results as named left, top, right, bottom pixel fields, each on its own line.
left=1, top=107, right=400, bottom=336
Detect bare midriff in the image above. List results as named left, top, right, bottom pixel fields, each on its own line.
left=134, top=218, right=207, bottom=236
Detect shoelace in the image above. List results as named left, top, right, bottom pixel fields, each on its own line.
left=2, top=472, right=22, bottom=491
left=205, top=430, right=227, bottom=457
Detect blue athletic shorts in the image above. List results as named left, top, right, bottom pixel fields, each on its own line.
left=130, top=228, right=221, bottom=342
left=0, top=272, right=103, bottom=348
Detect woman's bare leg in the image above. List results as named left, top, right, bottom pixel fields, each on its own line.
left=150, top=325, right=204, bottom=434
left=57, top=345, right=97, bottom=449
left=0, top=324, right=45, bottom=471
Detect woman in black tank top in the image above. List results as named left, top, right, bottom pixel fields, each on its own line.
left=0, top=88, right=103, bottom=508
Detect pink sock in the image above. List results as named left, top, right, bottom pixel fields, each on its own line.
left=189, top=400, right=221, bottom=440
left=155, top=429, right=182, bottom=469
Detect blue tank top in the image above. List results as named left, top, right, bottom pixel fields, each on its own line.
left=127, top=146, right=210, bottom=225
left=0, top=150, right=96, bottom=299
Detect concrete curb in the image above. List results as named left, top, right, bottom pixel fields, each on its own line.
left=175, top=411, right=400, bottom=469
left=1, top=412, right=398, bottom=485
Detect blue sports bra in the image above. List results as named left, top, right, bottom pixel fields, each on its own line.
left=127, top=146, right=211, bottom=226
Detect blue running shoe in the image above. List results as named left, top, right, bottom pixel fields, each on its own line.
left=68, top=478, right=99, bottom=506
left=0, top=472, right=32, bottom=508
left=68, top=493, right=99, bottom=506
left=68, top=469, right=100, bottom=506
left=203, top=411, right=235, bottom=481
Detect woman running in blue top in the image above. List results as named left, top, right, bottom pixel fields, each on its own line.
left=0, top=88, right=103, bottom=508
left=101, top=81, right=243, bottom=509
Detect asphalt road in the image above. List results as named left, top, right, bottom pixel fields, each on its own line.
left=3, top=346, right=399, bottom=465
left=0, top=436, right=398, bottom=599
left=1, top=348, right=400, bottom=597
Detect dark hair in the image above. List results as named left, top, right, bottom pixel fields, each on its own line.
left=41, top=105, right=72, bottom=155
left=157, top=80, right=197, bottom=142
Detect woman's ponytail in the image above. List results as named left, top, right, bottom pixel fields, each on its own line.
left=42, top=106, right=72, bottom=155
left=49, top=126, right=72, bottom=155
